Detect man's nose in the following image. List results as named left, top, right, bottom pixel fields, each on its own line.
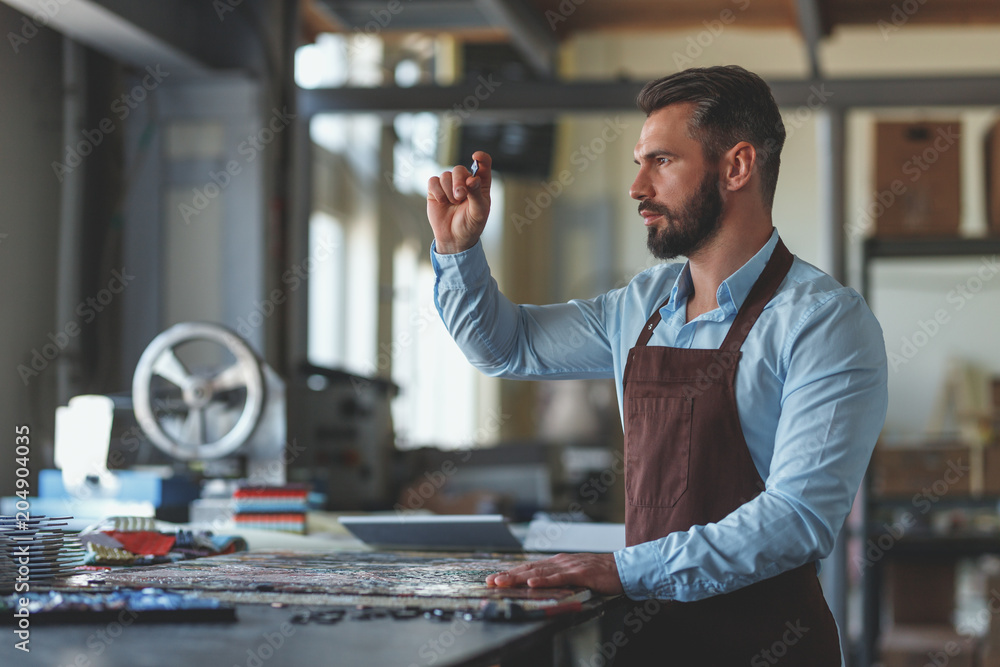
left=630, top=168, right=651, bottom=201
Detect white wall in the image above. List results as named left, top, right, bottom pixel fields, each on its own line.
left=870, top=258, right=1000, bottom=436
left=821, top=25, right=1000, bottom=78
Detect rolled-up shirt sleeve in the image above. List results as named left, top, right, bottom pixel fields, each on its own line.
left=432, top=239, right=617, bottom=380
left=614, top=291, right=888, bottom=602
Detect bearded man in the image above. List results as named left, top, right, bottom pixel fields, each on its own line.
left=426, top=65, right=887, bottom=666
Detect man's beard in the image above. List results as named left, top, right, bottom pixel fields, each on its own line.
left=642, top=171, right=724, bottom=260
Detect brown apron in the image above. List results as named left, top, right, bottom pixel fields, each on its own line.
left=613, top=240, right=841, bottom=666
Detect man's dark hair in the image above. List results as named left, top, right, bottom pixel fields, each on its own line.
left=636, top=65, right=785, bottom=210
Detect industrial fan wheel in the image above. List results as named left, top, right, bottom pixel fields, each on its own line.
left=132, top=322, right=265, bottom=461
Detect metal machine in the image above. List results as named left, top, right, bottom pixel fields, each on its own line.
left=51, top=322, right=398, bottom=518
left=130, top=321, right=286, bottom=484
left=285, top=364, right=397, bottom=510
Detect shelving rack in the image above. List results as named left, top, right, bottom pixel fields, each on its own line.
left=858, top=236, right=1000, bottom=665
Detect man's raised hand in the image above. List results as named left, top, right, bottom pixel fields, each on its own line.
left=427, top=151, right=492, bottom=255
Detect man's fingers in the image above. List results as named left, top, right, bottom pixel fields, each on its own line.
left=486, top=570, right=513, bottom=586
left=492, top=569, right=570, bottom=588
left=439, top=171, right=458, bottom=204
left=486, top=554, right=622, bottom=595
left=487, top=563, right=535, bottom=587
left=527, top=572, right=567, bottom=588
left=490, top=572, right=529, bottom=587
left=471, top=151, right=492, bottom=191
left=487, top=561, right=564, bottom=588
left=451, top=165, right=471, bottom=200
left=427, top=176, right=450, bottom=203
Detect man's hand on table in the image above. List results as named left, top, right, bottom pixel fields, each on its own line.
left=486, top=553, right=624, bottom=595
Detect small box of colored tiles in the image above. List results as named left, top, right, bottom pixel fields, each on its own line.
left=232, top=485, right=309, bottom=534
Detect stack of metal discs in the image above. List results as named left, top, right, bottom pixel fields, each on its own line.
left=0, top=516, right=85, bottom=593
left=0, top=534, right=15, bottom=595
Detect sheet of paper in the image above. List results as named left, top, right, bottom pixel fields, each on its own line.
left=522, top=520, right=625, bottom=553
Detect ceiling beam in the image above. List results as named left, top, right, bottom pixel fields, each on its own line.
left=0, top=0, right=210, bottom=77
left=298, top=75, right=1000, bottom=119
left=473, top=0, right=557, bottom=77
left=794, top=0, right=823, bottom=79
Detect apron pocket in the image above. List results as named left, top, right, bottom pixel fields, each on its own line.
left=625, top=396, right=692, bottom=508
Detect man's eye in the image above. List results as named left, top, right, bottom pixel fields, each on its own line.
left=657, top=157, right=670, bottom=165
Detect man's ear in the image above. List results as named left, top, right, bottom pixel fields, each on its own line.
left=721, top=141, right=756, bottom=193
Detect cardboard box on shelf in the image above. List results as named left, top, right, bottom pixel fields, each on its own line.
left=985, top=446, right=1000, bottom=496
left=987, top=121, right=1000, bottom=236
left=871, top=444, right=971, bottom=498
left=888, top=558, right=955, bottom=626
left=880, top=625, right=976, bottom=667
left=993, top=377, right=1000, bottom=445
left=874, top=121, right=962, bottom=238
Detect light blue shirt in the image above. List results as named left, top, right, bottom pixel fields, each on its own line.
left=431, top=229, right=888, bottom=604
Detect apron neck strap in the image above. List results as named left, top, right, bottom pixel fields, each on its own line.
left=634, top=296, right=673, bottom=347
left=633, top=238, right=794, bottom=351
left=719, top=238, right=793, bottom=353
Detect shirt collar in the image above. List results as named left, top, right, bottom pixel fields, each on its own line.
left=662, top=228, right=781, bottom=317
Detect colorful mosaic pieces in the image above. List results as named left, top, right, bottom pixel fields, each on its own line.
left=60, top=551, right=590, bottom=611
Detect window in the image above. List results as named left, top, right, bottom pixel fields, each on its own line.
left=306, top=211, right=346, bottom=368
left=296, top=32, right=503, bottom=449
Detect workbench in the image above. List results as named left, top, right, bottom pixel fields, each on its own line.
left=2, top=597, right=618, bottom=667
left=2, top=544, right=623, bottom=667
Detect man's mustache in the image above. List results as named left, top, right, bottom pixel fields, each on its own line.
left=638, top=201, right=671, bottom=217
